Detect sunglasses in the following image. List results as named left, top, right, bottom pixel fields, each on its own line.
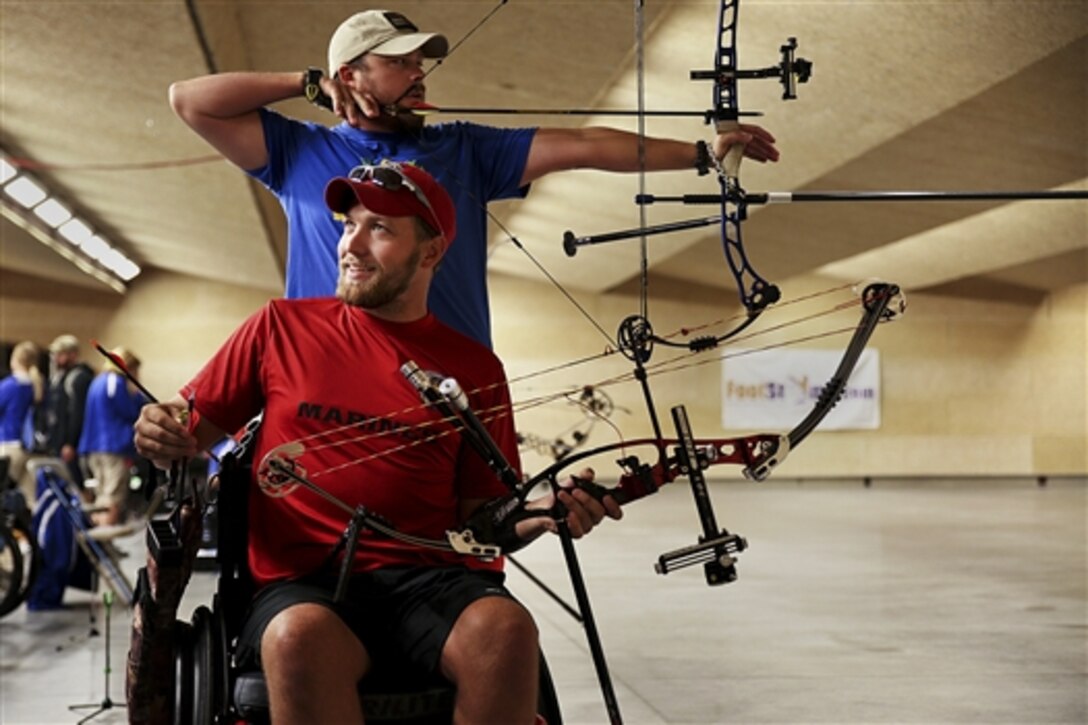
left=347, top=162, right=443, bottom=239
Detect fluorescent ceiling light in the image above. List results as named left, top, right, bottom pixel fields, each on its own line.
left=113, top=258, right=141, bottom=282
left=0, top=146, right=142, bottom=287
left=100, top=248, right=141, bottom=281
left=3, top=176, right=47, bottom=208
left=100, top=247, right=125, bottom=270
left=58, top=217, right=93, bottom=245
left=33, top=198, right=73, bottom=227
left=0, top=158, right=16, bottom=184
left=81, top=234, right=111, bottom=259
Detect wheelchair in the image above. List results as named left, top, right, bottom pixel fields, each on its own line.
left=168, top=450, right=564, bottom=724
left=0, top=455, right=40, bottom=618
left=0, top=487, right=40, bottom=617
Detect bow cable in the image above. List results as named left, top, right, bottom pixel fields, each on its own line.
left=259, top=285, right=894, bottom=481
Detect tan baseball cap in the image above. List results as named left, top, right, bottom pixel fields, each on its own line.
left=327, top=10, right=448, bottom=76
left=49, top=334, right=80, bottom=354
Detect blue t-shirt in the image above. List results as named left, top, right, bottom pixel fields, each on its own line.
left=77, top=372, right=146, bottom=456
left=250, top=111, right=536, bottom=348
left=0, top=374, right=34, bottom=443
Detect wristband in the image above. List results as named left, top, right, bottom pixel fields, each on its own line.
left=694, top=139, right=712, bottom=176
left=302, top=67, right=333, bottom=111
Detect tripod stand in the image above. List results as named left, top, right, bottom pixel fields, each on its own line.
left=69, top=590, right=126, bottom=723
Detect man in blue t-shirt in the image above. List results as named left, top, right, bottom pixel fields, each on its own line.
left=170, top=9, right=780, bottom=348
left=78, top=347, right=147, bottom=526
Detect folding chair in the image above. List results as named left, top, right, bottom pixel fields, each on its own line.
left=27, top=458, right=133, bottom=606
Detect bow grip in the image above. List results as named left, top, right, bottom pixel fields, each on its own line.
left=714, top=118, right=745, bottom=182
left=570, top=460, right=664, bottom=508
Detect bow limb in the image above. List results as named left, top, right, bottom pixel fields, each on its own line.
left=743, top=281, right=907, bottom=481
left=709, top=0, right=781, bottom=322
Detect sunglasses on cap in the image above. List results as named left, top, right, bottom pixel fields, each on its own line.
left=347, top=162, right=444, bottom=239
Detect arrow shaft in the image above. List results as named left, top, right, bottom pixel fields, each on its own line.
left=637, top=189, right=1088, bottom=205
left=420, top=107, right=759, bottom=118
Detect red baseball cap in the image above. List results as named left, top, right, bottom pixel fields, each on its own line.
left=324, top=163, right=456, bottom=245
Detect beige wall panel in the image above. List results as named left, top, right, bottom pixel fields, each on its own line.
left=3, top=269, right=1083, bottom=478
left=0, top=271, right=121, bottom=359
left=1, top=269, right=271, bottom=401
left=99, top=270, right=274, bottom=398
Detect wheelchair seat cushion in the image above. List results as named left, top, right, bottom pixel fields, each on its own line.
left=232, top=667, right=455, bottom=725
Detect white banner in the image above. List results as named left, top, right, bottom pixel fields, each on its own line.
left=721, top=349, right=881, bottom=431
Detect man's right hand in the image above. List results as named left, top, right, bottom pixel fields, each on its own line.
left=133, top=398, right=198, bottom=469
left=323, top=74, right=379, bottom=127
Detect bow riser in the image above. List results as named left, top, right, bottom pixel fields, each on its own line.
left=602, top=433, right=786, bottom=505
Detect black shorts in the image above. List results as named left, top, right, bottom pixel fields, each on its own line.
left=235, top=566, right=517, bottom=675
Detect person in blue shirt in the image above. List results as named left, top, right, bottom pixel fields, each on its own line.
left=0, top=341, right=44, bottom=501
left=78, top=347, right=146, bottom=526
left=169, top=8, right=780, bottom=349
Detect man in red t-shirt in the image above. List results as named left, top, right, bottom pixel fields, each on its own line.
left=134, top=162, right=621, bottom=724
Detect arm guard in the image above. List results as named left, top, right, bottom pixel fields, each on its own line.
left=458, top=492, right=552, bottom=555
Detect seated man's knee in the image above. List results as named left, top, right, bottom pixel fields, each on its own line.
left=259, top=603, right=369, bottom=722
left=443, top=597, right=540, bottom=721
left=261, top=603, right=367, bottom=683
left=446, top=597, right=539, bottom=670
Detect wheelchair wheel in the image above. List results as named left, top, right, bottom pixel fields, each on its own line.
left=189, top=603, right=230, bottom=725
left=2, top=488, right=40, bottom=616
left=173, top=620, right=194, bottom=725
left=6, top=519, right=40, bottom=615
left=0, top=522, right=25, bottom=617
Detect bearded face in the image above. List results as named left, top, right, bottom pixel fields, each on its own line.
left=336, top=243, right=422, bottom=309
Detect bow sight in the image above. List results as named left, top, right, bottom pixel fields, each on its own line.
left=691, top=36, right=813, bottom=112
left=656, top=406, right=749, bottom=584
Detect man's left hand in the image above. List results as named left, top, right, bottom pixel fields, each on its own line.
left=713, top=122, right=780, bottom=164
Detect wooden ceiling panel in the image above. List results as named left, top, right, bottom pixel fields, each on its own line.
left=0, top=2, right=1084, bottom=303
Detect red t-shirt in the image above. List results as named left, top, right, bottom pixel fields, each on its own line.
left=183, top=298, right=519, bottom=588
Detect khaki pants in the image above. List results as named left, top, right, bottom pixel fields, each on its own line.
left=0, top=440, right=34, bottom=503
left=85, top=452, right=131, bottom=512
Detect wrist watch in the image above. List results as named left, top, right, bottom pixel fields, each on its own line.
left=694, top=140, right=712, bottom=176
left=302, top=67, right=333, bottom=111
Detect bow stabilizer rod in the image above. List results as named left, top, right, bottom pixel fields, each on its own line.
left=563, top=188, right=1088, bottom=256
left=636, top=189, right=1088, bottom=205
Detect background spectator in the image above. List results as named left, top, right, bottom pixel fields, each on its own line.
left=0, top=340, right=44, bottom=501
left=78, top=346, right=146, bottom=526
left=35, top=334, right=93, bottom=488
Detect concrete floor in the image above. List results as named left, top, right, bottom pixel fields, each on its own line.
left=0, top=478, right=1084, bottom=724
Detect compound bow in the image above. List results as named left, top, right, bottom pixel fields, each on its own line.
left=263, top=3, right=903, bottom=722
left=516, top=385, right=620, bottom=462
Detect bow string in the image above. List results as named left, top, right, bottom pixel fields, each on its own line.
left=272, top=1, right=895, bottom=537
